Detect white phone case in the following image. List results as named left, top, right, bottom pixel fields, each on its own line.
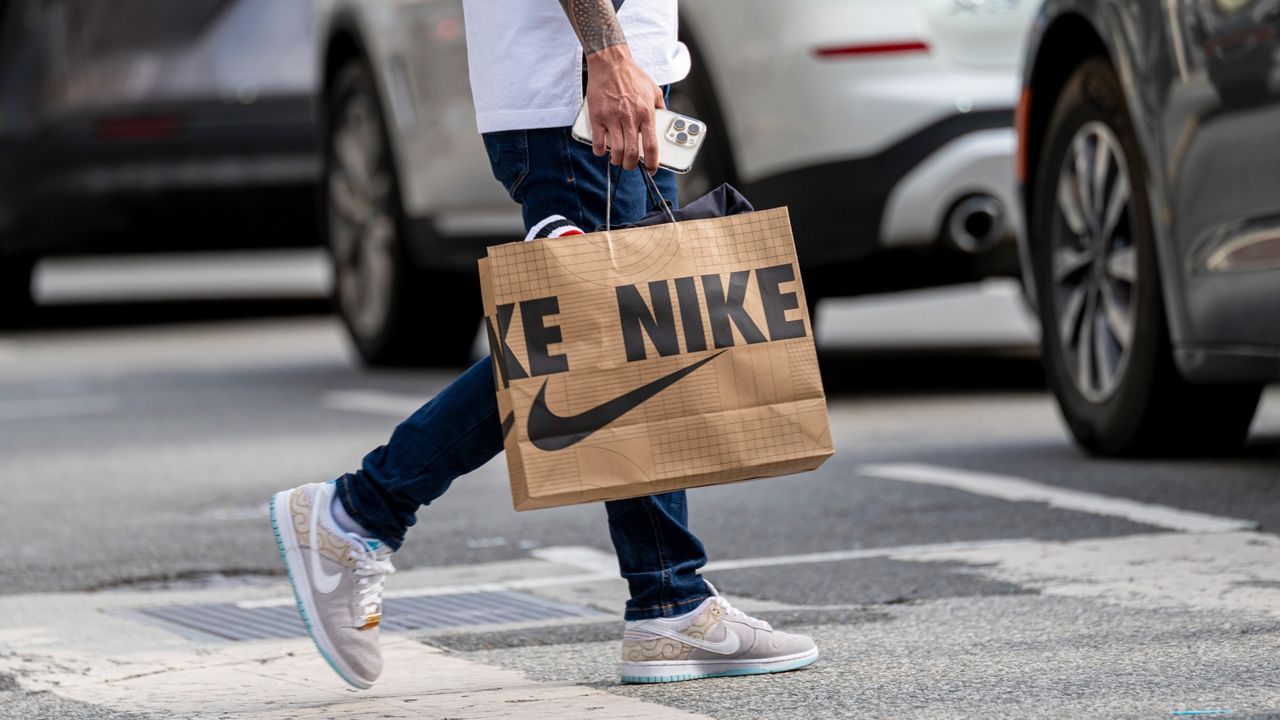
left=570, top=101, right=707, bottom=174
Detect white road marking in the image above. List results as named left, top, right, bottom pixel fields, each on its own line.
left=914, top=530, right=1280, bottom=619
left=533, top=539, right=1041, bottom=575
left=239, top=537, right=1035, bottom=609
left=245, top=464, right=1258, bottom=611
left=0, top=395, right=120, bottom=422
left=704, top=538, right=1035, bottom=571
left=860, top=462, right=1257, bottom=533
left=817, top=280, right=1039, bottom=349
left=238, top=571, right=616, bottom=609
left=433, top=209, right=524, bottom=236
left=529, top=545, right=618, bottom=574
left=321, top=390, right=430, bottom=417
left=34, top=250, right=330, bottom=303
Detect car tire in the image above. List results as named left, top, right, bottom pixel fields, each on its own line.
left=325, top=59, right=478, bottom=367
left=1031, top=58, right=1261, bottom=457
left=0, top=256, right=36, bottom=327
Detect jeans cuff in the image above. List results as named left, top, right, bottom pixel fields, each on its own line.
left=623, top=593, right=712, bottom=622
left=337, top=475, right=403, bottom=552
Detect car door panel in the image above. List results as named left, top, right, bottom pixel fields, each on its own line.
left=1170, top=0, right=1280, bottom=348
left=366, top=0, right=510, bottom=217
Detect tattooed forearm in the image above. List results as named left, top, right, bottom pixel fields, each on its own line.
left=559, top=0, right=627, bottom=55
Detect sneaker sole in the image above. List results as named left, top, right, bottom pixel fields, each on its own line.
left=269, top=489, right=373, bottom=690
left=618, top=648, right=819, bottom=684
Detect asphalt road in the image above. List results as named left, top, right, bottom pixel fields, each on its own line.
left=1, top=259, right=1278, bottom=718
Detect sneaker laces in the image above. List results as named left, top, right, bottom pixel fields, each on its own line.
left=349, top=534, right=395, bottom=620
left=704, top=580, right=771, bottom=629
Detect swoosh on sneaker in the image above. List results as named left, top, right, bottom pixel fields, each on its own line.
left=526, top=351, right=725, bottom=451
left=638, top=624, right=742, bottom=656
left=308, top=485, right=345, bottom=595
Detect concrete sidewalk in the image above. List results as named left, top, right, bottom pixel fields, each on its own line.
left=1, top=637, right=708, bottom=719
left=5, top=532, right=1280, bottom=719
left=0, top=558, right=709, bottom=720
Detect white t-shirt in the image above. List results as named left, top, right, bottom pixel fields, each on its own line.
left=462, top=0, right=690, bottom=134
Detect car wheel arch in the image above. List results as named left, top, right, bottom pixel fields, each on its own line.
left=323, top=23, right=365, bottom=113
left=319, top=20, right=419, bottom=230
left=1023, top=13, right=1111, bottom=243
left=1023, top=10, right=1194, bottom=359
left=323, top=18, right=405, bottom=149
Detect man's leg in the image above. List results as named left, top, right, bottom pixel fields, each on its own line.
left=325, top=123, right=708, bottom=613
left=335, top=357, right=502, bottom=551
left=508, top=125, right=818, bottom=683
left=494, top=125, right=710, bottom=620
left=268, top=357, right=502, bottom=690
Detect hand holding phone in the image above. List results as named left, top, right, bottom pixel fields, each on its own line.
left=572, top=101, right=708, bottom=174
left=581, top=45, right=667, bottom=173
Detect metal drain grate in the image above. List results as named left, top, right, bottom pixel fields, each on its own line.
left=137, top=590, right=605, bottom=641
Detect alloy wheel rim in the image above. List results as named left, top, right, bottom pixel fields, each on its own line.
left=1051, top=120, right=1139, bottom=404
left=328, top=93, right=395, bottom=341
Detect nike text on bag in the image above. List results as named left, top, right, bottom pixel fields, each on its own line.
left=478, top=204, right=833, bottom=511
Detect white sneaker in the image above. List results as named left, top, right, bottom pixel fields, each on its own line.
left=619, top=583, right=818, bottom=683
left=269, top=481, right=394, bottom=689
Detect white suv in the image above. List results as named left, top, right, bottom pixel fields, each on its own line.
left=312, top=0, right=1037, bottom=365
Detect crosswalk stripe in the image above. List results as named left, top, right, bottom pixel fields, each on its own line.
left=860, top=462, right=1257, bottom=533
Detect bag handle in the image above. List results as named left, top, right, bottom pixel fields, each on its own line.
left=605, top=163, right=677, bottom=231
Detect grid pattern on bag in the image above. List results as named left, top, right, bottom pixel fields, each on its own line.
left=488, top=212, right=795, bottom=312
left=688, top=211, right=795, bottom=270
left=788, top=331, right=823, bottom=392
left=483, top=207, right=833, bottom=509
left=511, top=399, right=831, bottom=506
left=556, top=224, right=684, bottom=288
left=649, top=404, right=818, bottom=475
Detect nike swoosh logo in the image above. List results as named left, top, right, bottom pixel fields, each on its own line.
left=309, top=485, right=344, bottom=595
left=527, top=351, right=725, bottom=451
left=640, top=624, right=742, bottom=656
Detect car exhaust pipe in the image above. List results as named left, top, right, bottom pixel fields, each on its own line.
left=946, top=195, right=1006, bottom=254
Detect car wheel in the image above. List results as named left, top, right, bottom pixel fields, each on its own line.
left=0, top=256, right=36, bottom=327
left=326, top=59, right=477, bottom=367
left=1031, top=59, right=1261, bottom=456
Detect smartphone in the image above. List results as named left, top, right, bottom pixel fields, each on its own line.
left=571, top=101, right=707, bottom=174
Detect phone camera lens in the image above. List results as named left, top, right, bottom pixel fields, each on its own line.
left=687, top=124, right=701, bottom=135
left=673, top=119, right=686, bottom=131
left=676, top=131, right=689, bottom=144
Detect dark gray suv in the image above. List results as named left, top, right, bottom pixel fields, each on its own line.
left=1017, top=0, right=1280, bottom=455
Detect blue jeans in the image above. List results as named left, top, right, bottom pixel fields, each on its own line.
left=336, top=125, right=711, bottom=621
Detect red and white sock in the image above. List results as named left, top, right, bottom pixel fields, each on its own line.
left=525, top=215, right=585, bottom=242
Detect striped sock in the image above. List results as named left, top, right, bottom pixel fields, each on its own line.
left=525, top=215, right=585, bottom=242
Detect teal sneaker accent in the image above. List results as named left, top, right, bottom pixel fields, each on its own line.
left=618, top=590, right=819, bottom=684
left=620, top=652, right=819, bottom=684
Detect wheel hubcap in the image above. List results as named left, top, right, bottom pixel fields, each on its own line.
left=1051, top=121, right=1138, bottom=404
left=329, top=94, right=395, bottom=341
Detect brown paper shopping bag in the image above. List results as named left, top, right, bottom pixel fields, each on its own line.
left=478, top=206, right=832, bottom=511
